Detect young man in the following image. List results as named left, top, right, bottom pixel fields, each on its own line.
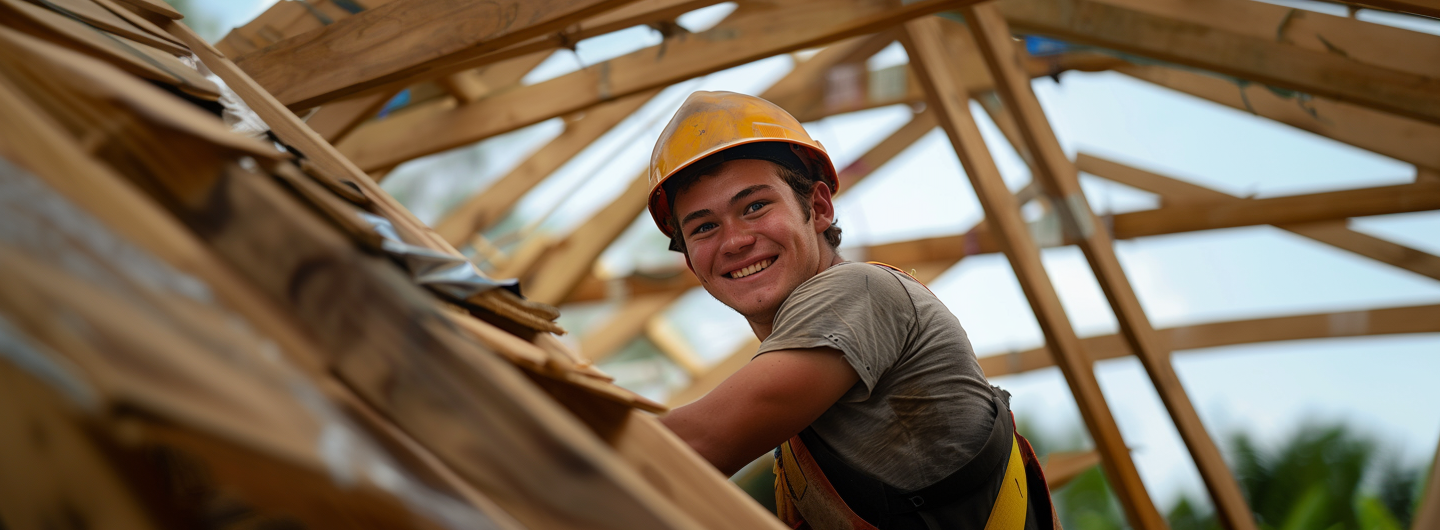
left=650, top=91, right=1057, bottom=530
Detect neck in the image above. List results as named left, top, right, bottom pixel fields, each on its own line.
left=748, top=246, right=845, bottom=340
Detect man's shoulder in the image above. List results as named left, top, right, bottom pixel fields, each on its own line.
left=803, top=261, right=904, bottom=287
left=787, top=262, right=913, bottom=305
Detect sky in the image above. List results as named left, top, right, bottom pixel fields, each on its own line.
left=192, top=0, right=1440, bottom=513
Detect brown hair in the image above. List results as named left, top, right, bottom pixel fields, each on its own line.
left=665, top=159, right=842, bottom=254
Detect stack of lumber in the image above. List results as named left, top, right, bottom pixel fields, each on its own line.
left=0, top=1, right=786, bottom=529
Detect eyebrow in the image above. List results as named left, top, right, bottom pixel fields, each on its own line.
left=679, top=184, right=774, bottom=229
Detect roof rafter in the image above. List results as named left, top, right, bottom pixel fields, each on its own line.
left=336, top=0, right=979, bottom=172
left=998, top=0, right=1440, bottom=125
left=234, top=0, right=648, bottom=108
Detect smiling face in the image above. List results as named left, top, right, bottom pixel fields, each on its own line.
left=672, top=159, right=840, bottom=338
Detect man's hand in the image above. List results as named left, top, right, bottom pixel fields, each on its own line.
left=661, top=347, right=860, bottom=475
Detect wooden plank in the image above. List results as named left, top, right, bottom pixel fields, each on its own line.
left=646, top=317, right=708, bottom=377
left=837, top=108, right=937, bottom=189
left=581, top=291, right=689, bottom=363
left=1095, top=0, right=1440, bottom=79
left=91, top=0, right=186, bottom=47
left=0, top=39, right=533, bottom=530
left=1078, top=153, right=1440, bottom=282
left=569, top=177, right=1440, bottom=304
left=1285, top=221, right=1440, bottom=281
left=26, top=0, right=189, bottom=55
left=3, top=28, right=715, bottom=529
left=902, top=15, right=1166, bottom=529
left=979, top=303, right=1440, bottom=378
left=0, top=246, right=460, bottom=530
left=965, top=7, right=1257, bottom=528
left=0, top=0, right=217, bottom=98
left=234, top=0, right=643, bottom=108
left=534, top=376, right=789, bottom=530
left=524, top=173, right=650, bottom=305
left=166, top=20, right=560, bottom=333
left=218, top=0, right=405, bottom=57
left=307, top=89, right=399, bottom=142
left=108, top=0, right=179, bottom=20
left=773, top=20, right=1120, bottom=124
left=0, top=364, right=168, bottom=530
left=1043, top=451, right=1101, bottom=489
left=432, top=90, right=657, bottom=242
left=336, top=0, right=980, bottom=171
left=997, top=0, right=1440, bottom=125
left=1416, top=438, right=1440, bottom=530
left=1117, top=64, right=1440, bottom=173
left=1112, top=180, right=1440, bottom=236
left=441, top=49, right=552, bottom=104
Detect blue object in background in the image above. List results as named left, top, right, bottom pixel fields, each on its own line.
left=377, top=89, right=412, bottom=119
left=1025, top=35, right=1072, bottom=57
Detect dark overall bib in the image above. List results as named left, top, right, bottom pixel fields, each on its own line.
left=774, top=378, right=1060, bottom=530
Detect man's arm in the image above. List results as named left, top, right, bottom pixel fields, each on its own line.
left=661, top=346, right=860, bottom=475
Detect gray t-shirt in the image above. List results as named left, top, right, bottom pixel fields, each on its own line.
left=756, top=262, right=996, bottom=491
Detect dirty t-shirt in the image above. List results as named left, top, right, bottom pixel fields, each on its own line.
left=756, top=261, right=996, bottom=491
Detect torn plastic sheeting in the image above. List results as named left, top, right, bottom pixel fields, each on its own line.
left=358, top=212, right=522, bottom=299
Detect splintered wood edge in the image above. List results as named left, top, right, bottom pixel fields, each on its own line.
left=443, top=308, right=665, bottom=414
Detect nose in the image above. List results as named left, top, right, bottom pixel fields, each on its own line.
left=718, top=224, right=756, bottom=256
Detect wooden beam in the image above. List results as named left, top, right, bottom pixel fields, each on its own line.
left=581, top=291, right=689, bottom=363
left=305, top=89, right=399, bottom=142
left=1117, top=64, right=1440, bottom=172
left=838, top=109, right=937, bottom=190
left=337, top=0, right=980, bottom=171
left=568, top=177, right=1440, bottom=304
left=997, top=0, right=1440, bottom=125
left=646, top=317, right=708, bottom=377
left=773, top=19, right=1120, bottom=124
left=22, top=21, right=715, bottom=527
left=1415, top=437, right=1440, bottom=530
left=1078, top=153, right=1440, bottom=282
left=979, top=303, right=1440, bottom=378
left=1113, top=180, right=1440, bottom=237
left=442, top=50, right=553, bottom=105
left=432, top=89, right=658, bottom=243
left=1043, top=451, right=1101, bottom=490
left=966, top=6, right=1258, bottom=527
left=33, top=0, right=189, bottom=56
left=166, top=21, right=558, bottom=333
left=234, top=0, right=643, bottom=108
left=0, top=364, right=166, bottom=530
left=0, top=0, right=218, bottom=99
left=902, top=15, right=1166, bottom=529
left=524, top=173, right=651, bottom=305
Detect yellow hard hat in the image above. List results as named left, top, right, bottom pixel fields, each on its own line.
left=647, top=91, right=837, bottom=237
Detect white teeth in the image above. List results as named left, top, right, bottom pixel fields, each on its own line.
left=729, top=259, right=772, bottom=279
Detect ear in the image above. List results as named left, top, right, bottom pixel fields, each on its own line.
left=809, top=180, right=836, bottom=235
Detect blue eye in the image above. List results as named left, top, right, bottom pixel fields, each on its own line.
left=691, top=222, right=717, bottom=236
left=745, top=201, right=768, bottom=214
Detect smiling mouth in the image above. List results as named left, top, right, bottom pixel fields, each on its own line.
left=727, top=258, right=774, bottom=279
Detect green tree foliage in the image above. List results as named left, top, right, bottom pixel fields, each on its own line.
left=1033, top=422, right=1430, bottom=530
